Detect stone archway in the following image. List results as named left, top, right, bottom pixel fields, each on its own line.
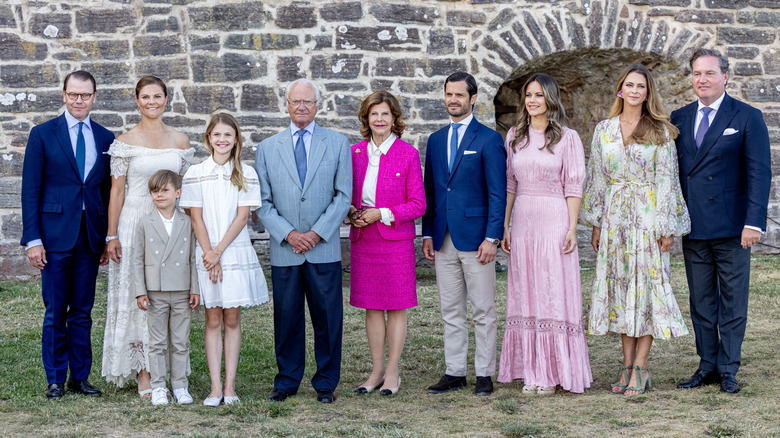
left=493, top=48, right=693, bottom=155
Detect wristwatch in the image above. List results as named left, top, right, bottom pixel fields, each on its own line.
left=485, top=237, right=500, bottom=246
left=106, top=235, right=118, bottom=244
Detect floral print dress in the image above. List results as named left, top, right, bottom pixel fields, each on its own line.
left=580, top=116, right=690, bottom=339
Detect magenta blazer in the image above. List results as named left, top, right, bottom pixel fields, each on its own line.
left=350, top=137, right=426, bottom=242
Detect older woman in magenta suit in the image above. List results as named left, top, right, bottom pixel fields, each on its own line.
left=348, top=91, right=426, bottom=397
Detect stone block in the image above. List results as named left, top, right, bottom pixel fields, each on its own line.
left=192, top=53, right=266, bottom=83
left=424, top=59, right=468, bottom=78
left=734, top=62, right=762, bottom=76
left=62, top=40, right=130, bottom=61
left=369, top=4, right=438, bottom=23
left=0, top=64, right=59, bottom=88
left=89, top=112, right=124, bottom=128
left=398, top=80, right=440, bottom=95
left=93, top=88, right=137, bottom=112
left=312, top=35, right=333, bottom=49
left=0, top=242, right=38, bottom=280
left=488, top=8, right=515, bottom=32
left=182, top=86, right=237, bottom=114
left=241, top=84, right=278, bottom=111
left=75, top=8, right=136, bottom=33
left=414, top=98, right=448, bottom=121
left=80, top=62, right=130, bottom=85
left=190, top=35, right=220, bottom=51
left=428, top=28, right=454, bottom=55
left=749, top=0, right=780, bottom=7
left=277, top=57, right=303, bottom=82
left=726, top=46, right=760, bottom=59
left=0, top=5, right=15, bottom=27
left=704, top=0, right=749, bottom=8
left=224, top=33, right=300, bottom=51
left=134, top=35, right=183, bottom=57
left=136, top=57, right=190, bottom=80
left=0, top=33, right=47, bottom=61
left=737, top=11, right=780, bottom=27
left=481, top=34, right=517, bottom=68
left=376, top=58, right=419, bottom=77
left=446, top=10, right=486, bottom=26
left=512, top=22, right=540, bottom=59
left=371, top=79, right=395, bottom=91
left=320, top=2, right=363, bottom=22
left=145, top=16, right=180, bottom=33
left=545, top=14, right=565, bottom=51
left=277, top=4, right=316, bottom=29
left=164, top=115, right=207, bottom=128
left=2, top=121, right=31, bottom=132
left=239, top=115, right=293, bottom=129
left=143, top=6, right=171, bottom=16
left=648, top=8, right=677, bottom=16
left=717, top=27, right=776, bottom=45
left=742, top=79, right=780, bottom=102
left=498, top=31, right=529, bottom=61
left=763, top=49, right=780, bottom=75
left=482, top=59, right=511, bottom=79
left=523, top=12, right=551, bottom=55
left=675, top=10, right=733, bottom=24
left=628, top=0, right=690, bottom=5
left=0, top=153, right=23, bottom=177
left=324, top=82, right=367, bottom=92
left=2, top=211, right=22, bottom=235
left=333, top=94, right=363, bottom=117
left=566, top=16, right=586, bottom=49
left=587, top=0, right=603, bottom=47
left=0, top=90, right=61, bottom=114
left=310, top=54, right=362, bottom=79
left=30, top=13, right=72, bottom=38
left=336, top=26, right=421, bottom=52
left=189, top=2, right=265, bottom=31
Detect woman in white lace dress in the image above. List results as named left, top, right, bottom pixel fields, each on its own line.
left=102, top=76, right=194, bottom=395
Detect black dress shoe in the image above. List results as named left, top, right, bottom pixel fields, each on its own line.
left=677, top=369, right=720, bottom=389
left=316, top=389, right=335, bottom=403
left=66, top=379, right=101, bottom=396
left=720, top=373, right=741, bottom=394
left=474, top=376, right=494, bottom=396
left=46, top=383, right=64, bottom=399
left=427, top=375, right=467, bottom=394
left=267, top=389, right=290, bottom=402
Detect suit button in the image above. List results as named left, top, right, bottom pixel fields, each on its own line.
left=447, top=188, right=451, bottom=192
left=162, top=263, right=165, bottom=267
left=687, top=176, right=691, bottom=180
left=176, top=262, right=180, bottom=267
left=155, top=250, right=159, bottom=254
left=717, top=155, right=722, bottom=159
left=708, top=176, right=713, bottom=180
left=301, top=197, right=305, bottom=202
left=709, top=198, right=714, bottom=202
left=183, top=237, right=187, bottom=241
left=150, top=238, right=154, bottom=242
left=180, top=250, right=184, bottom=254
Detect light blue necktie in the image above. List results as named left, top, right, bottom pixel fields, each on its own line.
left=76, top=122, right=86, bottom=181
left=294, top=128, right=307, bottom=185
left=695, top=107, right=713, bottom=149
left=449, top=123, right=462, bottom=171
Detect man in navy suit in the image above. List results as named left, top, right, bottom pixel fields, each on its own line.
left=672, top=49, right=771, bottom=394
left=21, top=71, right=115, bottom=399
left=422, top=72, right=507, bottom=397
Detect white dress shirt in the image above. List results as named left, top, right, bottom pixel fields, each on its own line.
left=289, top=121, right=316, bottom=161
left=158, top=210, right=175, bottom=236
left=361, top=134, right=396, bottom=225
left=446, top=113, right=473, bottom=166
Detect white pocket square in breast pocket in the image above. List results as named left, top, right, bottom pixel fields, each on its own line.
left=463, top=150, right=477, bottom=155
left=723, top=128, right=739, bottom=136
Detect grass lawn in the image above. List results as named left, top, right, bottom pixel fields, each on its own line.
left=0, top=255, right=778, bottom=437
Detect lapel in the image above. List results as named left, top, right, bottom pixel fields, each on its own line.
left=681, top=103, right=698, bottom=159
left=149, top=212, right=170, bottom=250
left=303, top=124, right=327, bottom=193
left=162, top=212, right=184, bottom=261
left=277, top=129, right=301, bottom=189
left=692, top=94, right=737, bottom=170
left=54, top=114, right=81, bottom=179
left=374, top=138, right=398, bottom=205
left=353, top=140, right=369, bottom=209
left=448, top=119, right=478, bottom=182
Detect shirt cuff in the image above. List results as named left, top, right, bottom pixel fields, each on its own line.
left=25, top=239, right=43, bottom=251
left=379, top=208, right=395, bottom=226
left=744, top=225, right=764, bottom=234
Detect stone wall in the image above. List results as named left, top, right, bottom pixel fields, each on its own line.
left=1, top=0, right=779, bottom=279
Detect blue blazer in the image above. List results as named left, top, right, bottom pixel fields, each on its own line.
left=422, top=118, right=507, bottom=252
left=255, top=123, right=352, bottom=267
left=21, top=114, right=114, bottom=254
left=672, top=93, right=771, bottom=240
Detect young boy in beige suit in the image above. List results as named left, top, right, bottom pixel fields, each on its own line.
left=133, top=169, right=200, bottom=406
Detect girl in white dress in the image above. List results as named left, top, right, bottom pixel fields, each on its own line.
left=103, top=76, right=193, bottom=395
left=179, top=113, right=269, bottom=406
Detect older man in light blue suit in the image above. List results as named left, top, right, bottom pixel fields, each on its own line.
left=256, top=79, right=352, bottom=404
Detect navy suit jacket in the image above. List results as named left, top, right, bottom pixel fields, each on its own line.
left=672, top=93, right=771, bottom=240
left=422, top=118, right=507, bottom=252
left=21, top=113, right=114, bottom=254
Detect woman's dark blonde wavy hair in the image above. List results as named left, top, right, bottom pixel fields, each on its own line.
left=609, top=64, right=679, bottom=144
left=203, top=113, right=248, bottom=191
left=357, top=90, right=405, bottom=140
left=510, top=73, right=565, bottom=154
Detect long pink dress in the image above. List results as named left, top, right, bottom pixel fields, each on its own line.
left=497, top=126, right=593, bottom=393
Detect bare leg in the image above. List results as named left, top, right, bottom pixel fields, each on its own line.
left=361, top=309, right=386, bottom=388
left=612, top=334, right=637, bottom=391
left=137, top=369, right=152, bottom=395
left=381, top=309, right=407, bottom=391
left=222, top=307, right=242, bottom=398
left=204, top=307, right=224, bottom=399
left=625, top=335, right=654, bottom=396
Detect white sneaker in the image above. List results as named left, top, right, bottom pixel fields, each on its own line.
left=173, top=388, right=193, bottom=404
left=151, top=387, right=169, bottom=406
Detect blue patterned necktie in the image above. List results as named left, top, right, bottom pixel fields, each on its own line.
left=449, top=123, right=462, bottom=171
left=695, top=107, right=713, bottom=149
left=294, top=128, right=307, bottom=185
left=76, top=121, right=86, bottom=181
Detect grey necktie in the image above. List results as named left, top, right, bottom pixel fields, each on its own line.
left=294, top=128, right=307, bottom=185
left=695, top=107, right=713, bottom=149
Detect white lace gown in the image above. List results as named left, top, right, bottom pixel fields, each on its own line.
left=101, top=141, right=194, bottom=387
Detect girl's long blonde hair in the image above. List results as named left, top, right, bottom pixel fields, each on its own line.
left=609, top=64, right=679, bottom=144
left=203, top=113, right=247, bottom=191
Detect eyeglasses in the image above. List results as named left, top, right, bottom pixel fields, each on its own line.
left=287, top=99, right=317, bottom=108
left=66, top=92, right=94, bottom=101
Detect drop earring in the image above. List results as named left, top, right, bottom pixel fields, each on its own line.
left=617, top=91, right=623, bottom=98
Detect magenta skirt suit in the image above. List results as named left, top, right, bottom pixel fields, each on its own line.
left=349, top=137, right=426, bottom=310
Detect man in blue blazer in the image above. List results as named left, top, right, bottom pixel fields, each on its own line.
left=672, top=49, right=771, bottom=394
left=422, top=72, right=507, bottom=397
left=256, top=79, right=352, bottom=404
left=21, top=71, right=114, bottom=399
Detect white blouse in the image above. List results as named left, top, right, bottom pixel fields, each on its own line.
left=361, top=134, right=396, bottom=225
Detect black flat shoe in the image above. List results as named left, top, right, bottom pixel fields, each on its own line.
left=474, top=376, right=494, bottom=396
left=66, top=379, right=101, bottom=396
left=677, top=369, right=720, bottom=389
left=427, top=375, right=467, bottom=394
left=719, top=372, right=741, bottom=394
left=316, top=389, right=335, bottom=403
left=267, top=389, right=290, bottom=402
left=46, top=383, right=64, bottom=399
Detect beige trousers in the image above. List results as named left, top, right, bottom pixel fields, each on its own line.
left=147, top=291, right=192, bottom=390
left=434, top=233, right=497, bottom=377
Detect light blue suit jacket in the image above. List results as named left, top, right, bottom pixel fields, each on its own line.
left=255, top=122, right=352, bottom=267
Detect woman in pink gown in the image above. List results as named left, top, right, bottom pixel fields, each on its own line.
left=498, top=73, right=592, bottom=394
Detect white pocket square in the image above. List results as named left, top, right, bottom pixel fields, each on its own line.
left=463, top=150, right=477, bottom=155
left=723, top=128, right=739, bottom=136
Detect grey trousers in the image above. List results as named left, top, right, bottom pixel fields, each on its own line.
left=147, top=291, right=192, bottom=390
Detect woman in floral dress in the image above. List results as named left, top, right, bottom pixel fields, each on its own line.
left=580, top=64, right=690, bottom=396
